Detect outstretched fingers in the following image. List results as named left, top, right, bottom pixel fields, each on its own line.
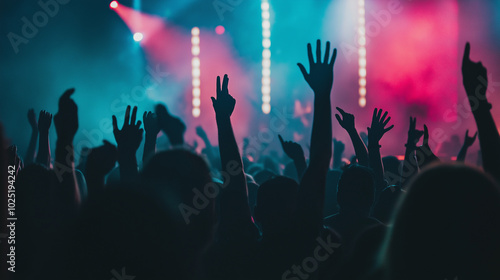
left=123, top=105, right=131, bottom=127
left=323, top=41, right=330, bottom=64
left=316, top=39, right=321, bottom=64
left=330, top=48, right=337, bottom=66
left=131, top=106, right=138, bottom=125
left=463, top=42, right=471, bottom=66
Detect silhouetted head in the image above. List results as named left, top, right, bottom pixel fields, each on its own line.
left=380, top=164, right=500, bottom=280
left=373, top=185, right=404, bottom=225
left=382, top=156, right=400, bottom=185
left=253, top=169, right=276, bottom=185
left=63, top=188, right=190, bottom=280
left=254, top=176, right=298, bottom=235
left=141, top=149, right=215, bottom=255
left=283, top=161, right=299, bottom=182
left=337, top=164, right=375, bottom=215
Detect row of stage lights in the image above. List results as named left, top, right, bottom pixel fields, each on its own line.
left=110, top=0, right=367, bottom=118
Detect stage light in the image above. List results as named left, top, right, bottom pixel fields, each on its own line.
left=262, top=49, right=271, bottom=58
left=359, top=97, right=366, bottom=107
left=263, top=38, right=271, bottom=48
left=193, top=88, right=200, bottom=97
left=358, top=0, right=367, bottom=108
left=261, top=0, right=271, bottom=114
left=191, top=27, right=201, bottom=117
left=192, top=57, right=200, bottom=67
left=262, top=59, right=271, bottom=68
left=262, top=76, right=270, bottom=85
left=133, top=32, right=143, bottom=42
left=192, top=107, right=200, bottom=117
left=262, top=103, right=271, bottom=114
left=215, top=25, right=225, bottom=35
left=191, top=46, right=200, bottom=56
left=359, top=78, right=366, bottom=86
left=110, top=1, right=118, bottom=9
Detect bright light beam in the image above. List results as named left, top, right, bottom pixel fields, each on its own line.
left=261, top=0, right=271, bottom=114
left=358, top=0, right=367, bottom=107
left=191, top=27, right=201, bottom=117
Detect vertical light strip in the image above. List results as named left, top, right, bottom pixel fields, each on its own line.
left=261, top=0, right=271, bottom=114
left=191, top=27, right=201, bottom=117
left=358, top=0, right=367, bottom=107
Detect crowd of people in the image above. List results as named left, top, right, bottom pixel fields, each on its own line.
left=1, top=40, right=500, bottom=280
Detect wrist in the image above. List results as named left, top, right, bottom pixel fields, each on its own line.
left=145, top=133, right=158, bottom=142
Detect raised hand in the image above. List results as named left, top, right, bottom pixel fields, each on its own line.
left=112, top=105, right=143, bottom=154
left=278, top=134, right=305, bottom=161
left=406, top=117, right=424, bottom=150
left=155, top=104, right=186, bottom=146
left=143, top=111, right=160, bottom=138
left=54, top=88, right=78, bottom=141
left=463, top=129, right=478, bottom=148
left=297, top=40, right=337, bottom=95
left=462, top=43, right=488, bottom=105
left=28, top=109, right=38, bottom=131
left=335, top=107, right=355, bottom=132
left=36, top=110, right=53, bottom=166
left=211, top=74, right=235, bottom=119
left=196, top=126, right=208, bottom=140
left=333, top=138, right=345, bottom=153
left=25, top=109, right=39, bottom=165
left=332, top=138, right=345, bottom=169
left=415, top=125, right=439, bottom=167
left=457, top=129, right=478, bottom=162
left=367, top=108, right=394, bottom=145
left=86, top=140, right=117, bottom=176
left=38, top=110, right=53, bottom=134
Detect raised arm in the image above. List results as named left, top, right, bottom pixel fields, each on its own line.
left=400, top=117, right=423, bottom=187
left=335, top=107, right=369, bottom=166
left=212, top=74, right=254, bottom=231
left=457, top=129, right=477, bottom=162
left=112, top=105, right=143, bottom=183
left=367, top=108, right=394, bottom=193
left=462, top=42, right=500, bottom=180
left=332, top=138, right=345, bottom=169
left=155, top=104, right=186, bottom=147
left=296, top=40, right=336, bottom=231
left=196, top=126, right=218, bottom=170
left=85, top=140, right=117, bottom=201
left=35, top=110, right=52, bottom=167
left=25, top=109, right=38, bottom=165
left=142, top=111, right=160, bottom=165
left=278, top=134, right=306, bottom=180
left=53, top=88, right=80, bottom=208
left=415, top=125, right=439, bottom=168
